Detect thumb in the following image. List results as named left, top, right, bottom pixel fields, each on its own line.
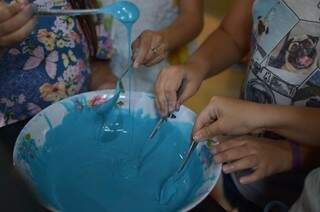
left=193, top=122, right=222, bottom=141
left=0, top=1, right=22, bottom=23
left=177, top=83, right=199, bottom=108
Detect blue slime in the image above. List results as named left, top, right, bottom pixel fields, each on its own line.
left=26, top=106, right=205, bottom=212
left=57, top=1, right=140, bottom=24
left=101, top=1, right=140, bottom=24
left=24, top=2, right=206, bottom=211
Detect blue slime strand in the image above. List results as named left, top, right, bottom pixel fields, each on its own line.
left=96, top=0, right=140, bottom=116
left=126, top=26, right=137, bottom=159
left=96, top=82, right=122, bottom=143
left=97, top=1, right=139, bottom=153
left=96, top=81, right=121, bottom=115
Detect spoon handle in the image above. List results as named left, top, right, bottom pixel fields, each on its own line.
left=176, top=140, right=198, bottom=174
left=33, top=6, right=100, bottom=16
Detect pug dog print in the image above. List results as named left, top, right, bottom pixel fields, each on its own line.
left=268, top=34, right=319, bottom=75
left=244, top=0, right=320, bottom=107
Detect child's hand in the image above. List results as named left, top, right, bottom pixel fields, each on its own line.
left=155, top=63, right=204, bottom=117
left=0, top=0, right=36, bottom=48
left=193, top=97, right=264, bottom=141
left=213, top=136, right=292, bottom=184
left=131, top=30, right=169, bottom=69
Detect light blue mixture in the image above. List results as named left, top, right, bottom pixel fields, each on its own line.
left=27, top=105, right=204, bottom=212
left=23, top=2, right=205, bottom=211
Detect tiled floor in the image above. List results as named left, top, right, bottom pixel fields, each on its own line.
left=184, top=1, right=246, bottom=113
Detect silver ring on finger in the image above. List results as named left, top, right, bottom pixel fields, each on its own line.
left=151, top=46, right=160, bottom=54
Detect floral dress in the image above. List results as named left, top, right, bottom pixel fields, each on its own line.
left=0, top=0, right=112, bottom=128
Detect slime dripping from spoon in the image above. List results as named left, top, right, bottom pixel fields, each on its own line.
left=36, top=1, right=203, bottom=205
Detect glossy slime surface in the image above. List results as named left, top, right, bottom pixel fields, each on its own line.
left=101, top=1, right=140, bottom=24
left=27, top=105, right=204, bottom=212
left=26, top=2, right=205, bottom=211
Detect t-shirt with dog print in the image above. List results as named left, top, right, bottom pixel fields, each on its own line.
left=233, top=0, right=320, bottom=207
left=244, top=0, right=320, bottom=107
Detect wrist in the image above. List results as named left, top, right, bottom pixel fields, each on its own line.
left=244, top=101, right=269, bottom=133
left=257, top=104, right=289, bottom=133
left=186, top=56, right=211, bottom=81
left=158, top=29, right=172, bottom=51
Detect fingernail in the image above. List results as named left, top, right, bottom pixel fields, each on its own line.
left=222, top=167, right=228, bottom=173
left=133, top=61, right=139, bottom=69
left=175, top=104, right=180, bottom=112
left=169, top=105, right=175, bottom=113
left=160, top=111, right=166, bottom=118
left=214, top=156, right=221, bottom=164
left=20, top=3, right=26, bottom=9
left=132, top=51, right=137, bottom=59
left=193, top=135, right=199, bottom=141
left=10, top=1, right=18, bottom=6
left=193, top=133, right=202, bottom=141
left=21, top=0, right=29, bottom=8
left=210, top=146, right=217, bottom=154
left=223, top=165, right=231, bottom=173
left=240, top=178, right=247, bottom=184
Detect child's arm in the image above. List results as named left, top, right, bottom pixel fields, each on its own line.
left=188, top=0, right=253, bottom=78
left=155, top=0, right=254, bottom=117
left=0, top=1, right=36, bottom=55
left=158, top=0, right=204, bottom=52
left=131, top=0, right=204, bottom=69
left=256, top=104, right=320, bottom=146
left=192, top=96, right=320, bottom=146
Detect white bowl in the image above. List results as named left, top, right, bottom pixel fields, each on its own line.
left=13, top=90, right=221, bottom=211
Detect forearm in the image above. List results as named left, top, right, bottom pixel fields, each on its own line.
left=185, top=0, right=253, bottom=79
left=160, top=14, right=203, bottom=51
left=186, top=27, right=248, bottom=79
left=159, top=0, right=203, bottom=51
left=248, top=103, right=320, bottom=146
left=264, top=105, right=320, bottom=146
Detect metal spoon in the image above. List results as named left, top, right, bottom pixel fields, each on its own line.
left=176, top=138, right=219, bottom=174
left=33, top=1, right=140, bottom=24
left=148, top=113, right=174, bottom=139
left=176, top=139, right=198, bottom=174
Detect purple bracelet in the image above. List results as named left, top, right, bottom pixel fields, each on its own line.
left=288, top=141, right=301, bottom=171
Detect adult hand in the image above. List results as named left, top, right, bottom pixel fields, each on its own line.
left=213, top=136, right=292, bottom=184
left=0, top=0, right=36, bottom=48
left=193, top=96, right=265, bottom=140
left=131, top=30, right=169, bottom=69
left=154, top=62, right=204, bottom=117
